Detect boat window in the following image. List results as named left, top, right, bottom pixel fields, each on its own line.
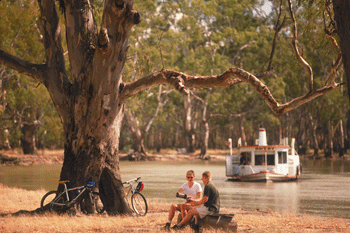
left=278, top=151, right=287, bottom=164
left=255, top=154, right=265, bottom=166
left=267, top=154, right=275, bottom=165
left=241, top=152, right=251, bottom=165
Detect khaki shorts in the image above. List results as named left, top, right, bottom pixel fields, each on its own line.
left=196, top=205, right=214, bottom=219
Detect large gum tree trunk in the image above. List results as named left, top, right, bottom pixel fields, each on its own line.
left=59, top=106, right=130, bottom=214
left=32, top=0, right=140, bottom=215
left=55, top=0, right=140, bottom=214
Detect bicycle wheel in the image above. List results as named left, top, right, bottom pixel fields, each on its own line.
left=131, top=192, right=148, bottom=216
left=40, top=191, right=66, bottom=212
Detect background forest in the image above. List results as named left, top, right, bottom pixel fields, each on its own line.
left=0, top=0, right=348, bottom=158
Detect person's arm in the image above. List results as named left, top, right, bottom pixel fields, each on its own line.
left=191, top=196, right=208, bottom=206
left=195, top=191, right=202, bottom=200
left=178, top=188, right=184, bottom=193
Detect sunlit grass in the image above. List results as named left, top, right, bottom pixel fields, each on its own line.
left=1, top=184, right=349, bottom=232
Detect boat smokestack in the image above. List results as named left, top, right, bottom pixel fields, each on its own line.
left=258, top=128, right=267, bottom=146
left=291, top=138, right=295, bottom=155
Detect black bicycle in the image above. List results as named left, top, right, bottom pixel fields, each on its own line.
left=40, top=179, right=103, bottom=213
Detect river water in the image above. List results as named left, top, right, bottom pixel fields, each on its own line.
left=0, top=159, right=349, bottom=219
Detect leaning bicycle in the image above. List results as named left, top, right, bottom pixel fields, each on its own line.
left=40, top=178, right=102, bottom=213
left=123, top=177, right=148, bottom=216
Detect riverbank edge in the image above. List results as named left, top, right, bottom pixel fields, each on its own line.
left=1, top=149, right=349, bottom=166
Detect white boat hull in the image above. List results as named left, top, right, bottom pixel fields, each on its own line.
left=227, top=170, right=299, bottom=182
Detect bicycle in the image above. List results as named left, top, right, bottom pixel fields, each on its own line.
left=40, top=178, right=103, bottom=213
left=123, top=177, right=148, bottom=216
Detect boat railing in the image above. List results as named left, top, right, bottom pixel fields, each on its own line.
left=241, top=165, right=255, bottom=175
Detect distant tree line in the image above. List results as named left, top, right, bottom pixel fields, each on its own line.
left=0, top=0, right=347, bottom=159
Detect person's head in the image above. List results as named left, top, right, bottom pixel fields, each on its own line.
left=202, top=171, right=212, bottom=185
left=186, top=170, right=195, bottom=182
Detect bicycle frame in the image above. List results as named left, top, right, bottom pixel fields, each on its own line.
left=52, top=181, right=94, bottom=208
left=123, top=177, right=142, bottom=197
left=122, top=177, right=148, bottom=216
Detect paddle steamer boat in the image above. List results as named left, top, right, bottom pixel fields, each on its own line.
left=226, top=128, right=301, bottom=182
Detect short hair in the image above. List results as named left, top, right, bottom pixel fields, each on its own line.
left=202, top=171, right=212, bottom=180
left=187, top=170, right=195, bottom=176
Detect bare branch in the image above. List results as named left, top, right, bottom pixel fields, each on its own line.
left=143, top=85, right=164, bottom=133
left=190, top=91, right=205, bottom=104
left=232, top=41, right=256, bottom=65
left=0, top=50, right=46, bottom=83
left=324, top=54, right=343, bottom=86
left=38, top=0, right=66, bottom=72
left=158, top=31, right=165, bottom=70
left=288, top=0, right=314, bottom=91
left=268, top=0, right=287, bottom=70
left=120, top=67, right=342, bottom=116
left=210, top=113, right=243, bottom=118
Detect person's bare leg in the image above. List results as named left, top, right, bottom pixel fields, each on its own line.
left=168, top=204, right=180, bottom=221
left=178, top=208, right=199, bottom=226
left=181, top=203, right=191, bottom=219
left=194, top=214, right=199, bottom=223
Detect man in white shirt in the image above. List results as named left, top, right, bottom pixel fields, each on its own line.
left=164, top=170, right=202, bottom=230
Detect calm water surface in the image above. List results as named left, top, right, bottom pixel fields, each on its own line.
left=0, top=159, right=349, bottom=219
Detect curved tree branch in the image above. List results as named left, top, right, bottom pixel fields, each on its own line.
left=268, top=0, right=286, bottom=70
left=120, top=67, right=342, bottom=116
left=232, top=41, right=256, bottom=65
left=0, top=50, right=46, bottom=83
left=324, top=54, right=343, bottom=86
left=288, top=0, right=314, bottom=91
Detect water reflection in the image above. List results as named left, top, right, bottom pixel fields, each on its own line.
left=0, top=159, right=349, bottom=219
left=219, top=181, right=300, bottom=215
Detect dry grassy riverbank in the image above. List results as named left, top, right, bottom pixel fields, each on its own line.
left=0, top=184, right=349, bottom=233
left=1, top=149, right=350, bottom=232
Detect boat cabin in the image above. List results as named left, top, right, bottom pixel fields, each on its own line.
left=226, top=128, right=301, bottom=182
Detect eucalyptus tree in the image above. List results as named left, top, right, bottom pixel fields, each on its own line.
left=123, top=85, right=172, bottom=159
left=0, top=0, right=342, bottom=215
left=0, top=0, right=62, bottom=153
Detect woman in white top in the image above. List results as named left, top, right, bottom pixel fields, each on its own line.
left=164, top=170, right=202, bottom=229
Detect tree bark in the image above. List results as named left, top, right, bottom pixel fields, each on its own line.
left=339, top=119, right=345, bottom=157
left=21, top=122, right=38, bottom=154
left=333, top=2, right=350, bottom=157
left=124, top=109, right=147, bottom=160
left=308, top=112, right=319, bottom=158
left=200, top=99, right=209, bottom=157
left=333, top=1, right=350, bottom=102
left=325, top=121, right=333, bottom=158
left=296, top=109, right=307, bottom=155
left=184, top=93, right=195, bottom=153
left=239, top=116, right=247, bottom=146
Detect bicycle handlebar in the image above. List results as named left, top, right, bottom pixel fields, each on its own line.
left=123, top=177, right=141, bottom=185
